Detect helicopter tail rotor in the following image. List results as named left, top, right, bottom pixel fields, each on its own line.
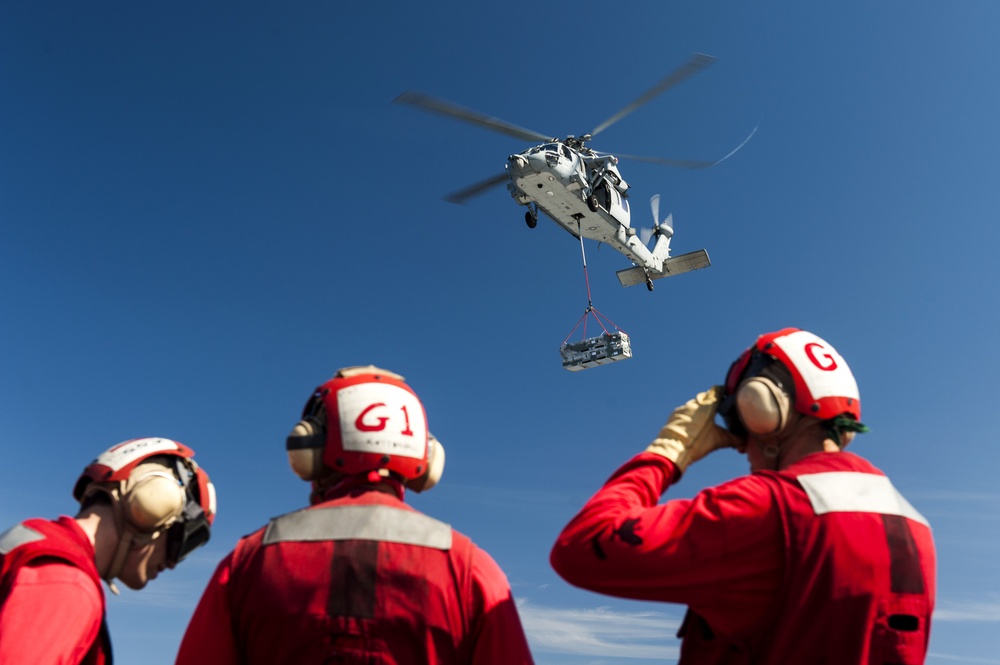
left=639, top=194, right=674, bottom=247
left=659, top=214, right=674, bottom=241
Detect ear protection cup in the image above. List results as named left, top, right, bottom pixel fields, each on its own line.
left=123, top=470, right=185, bottom=531
left=423, top=435, right=445, bottom=491
left=407, top=435, right=445, bottom=493
left=287, top=418, right=327, bottom=481
left=735, top=376, right=792, bottom=436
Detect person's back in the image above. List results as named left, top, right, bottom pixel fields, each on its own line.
left=551, top=328, right=936, bottom=664
left=669, top=450, right=935, bottom=664
left=0, top=515, right=108, bottom=664
left=217, top=486, right=520, bottom=664
left=0, top=437, right=215, bottom=664
left=178, top=366, right=533, bottom=665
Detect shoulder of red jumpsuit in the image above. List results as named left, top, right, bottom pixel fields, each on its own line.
left=770, top=450, right=885, bottom=479
left=309, top=485, right=475, bottom=550
left=592, top=453, right=781, bottom=519
left=1, top=516, right=103, bottom=599
left=689, top=470, right=783, bottom=512
left=229, top=484, right=441, bottom=558
left=222, top=488, right=495, bottom=611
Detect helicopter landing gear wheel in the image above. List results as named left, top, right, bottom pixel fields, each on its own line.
left=646, top=278, right=654, bottom=292
left=525, top=209, right=537, bottom=229
left=587, top=194, right=600, bottom=213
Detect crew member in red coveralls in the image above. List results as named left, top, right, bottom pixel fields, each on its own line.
left=551, top=328, right=936, bottom=664
left=176, top=365, right=534, bottom=665
left=0, top=437, right=217, bottom=664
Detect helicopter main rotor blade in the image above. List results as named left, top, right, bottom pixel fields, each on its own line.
left=616, top=123, right=758, bottom=170
left=707, top=123, right=759, bottom=167
left=394, top=91, right=553, bottom=144
left=444, top=172, right=510, bottom=205
left=589, top=53, right=717, bottom=138
left=614, top=153, right=716, bottom=169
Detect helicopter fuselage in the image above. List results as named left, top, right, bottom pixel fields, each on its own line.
left=506, top=142, right=666, bottom=273
left=394, top=53, right=721, bottom=289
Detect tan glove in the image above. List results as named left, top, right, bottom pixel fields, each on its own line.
left=646, top=386, right=741, bottom=474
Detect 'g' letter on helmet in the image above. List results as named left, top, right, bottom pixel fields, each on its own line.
left=720, top=328, right=862, bottom=437
left=286, top=366, right=434, bottom=482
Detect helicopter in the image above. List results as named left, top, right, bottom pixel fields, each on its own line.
left=394, top=53, right=752, bottom=291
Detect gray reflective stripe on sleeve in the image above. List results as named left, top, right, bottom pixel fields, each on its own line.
left=263, top=505, right=453, bottom=550
left=0, top=524, right=46, bottom=555
left=798, top=472, right=929, bottom=526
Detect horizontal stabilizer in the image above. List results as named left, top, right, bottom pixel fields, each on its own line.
left=616, top=249, right=712, bottom=288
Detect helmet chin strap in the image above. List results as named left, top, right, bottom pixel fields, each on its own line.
left=754, top=413, right=824, bottom=470
left=104, top=521, right=133, bottom=596
left=102, top=482, right=167, bottom=595
left=79, top=482, right=129, bottom=595
left=102, top=486, right=132, bottom=595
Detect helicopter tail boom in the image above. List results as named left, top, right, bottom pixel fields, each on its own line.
left=616, top=249, right=711, bottom=288
left=650, top=229, right=673, bottom=263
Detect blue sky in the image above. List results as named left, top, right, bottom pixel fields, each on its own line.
left=2, top=2, right=999, bottom=663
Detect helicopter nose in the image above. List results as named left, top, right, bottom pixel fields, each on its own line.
left=509, top=154, right=528, bottom=170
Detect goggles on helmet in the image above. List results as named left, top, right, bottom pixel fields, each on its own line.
left=165, top=499, right=212, bottom=566
left=160, top=452, right=215, bottom=565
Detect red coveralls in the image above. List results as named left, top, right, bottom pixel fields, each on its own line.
left=177, top=483, right=534, bottom=665
left=550, top=451, right=936, bottom=664
left=0, top=516, right=111, bottom=665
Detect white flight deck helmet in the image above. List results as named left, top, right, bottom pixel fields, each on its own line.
left=718, top=328, right=868, bottom=449
left=73, top=438, right=217, bottom=592
left=286, top=366, right=445, bottom=496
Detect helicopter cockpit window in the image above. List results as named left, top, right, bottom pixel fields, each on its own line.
left=543, top=143, right=563, bottom=166
left=596, top=182, right=611, bottom=211
left=561, top=145, right=572, bottom=159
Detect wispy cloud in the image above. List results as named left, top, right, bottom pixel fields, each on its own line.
left=518, top=601, right=681, bottom=660
left=112, top=579, right=207, bottom=610
left=907, top=489, right=1000, bottom=520
left=933, top=595, right=1000, bottom=622
left=927, top=654, right=1000, bottom=664
left=517, top=596, right=1000, bottom=663
left=907, top=490, right=1000, bottom=503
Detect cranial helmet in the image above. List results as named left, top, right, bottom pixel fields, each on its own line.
left=74, top=437, right=217, bottom=587
left=719, top=328, right=865, bottom=443
left=286, top=366, right=445, bottom=492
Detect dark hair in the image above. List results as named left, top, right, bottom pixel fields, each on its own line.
left=824, top=414, right=870, bottom=445
left=77, top=490, right=113, bottom=512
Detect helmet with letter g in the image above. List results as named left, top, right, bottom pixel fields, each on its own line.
left=285, top=366, right=445, bottom=501
left=718, top=328, right=868, bottom=451
left=73, top=437, right=216, bottom=592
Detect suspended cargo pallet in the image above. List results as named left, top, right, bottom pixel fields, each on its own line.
left=560, top=331, right=632, bottom=372
left=559, top=220, right=633, bottom=371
